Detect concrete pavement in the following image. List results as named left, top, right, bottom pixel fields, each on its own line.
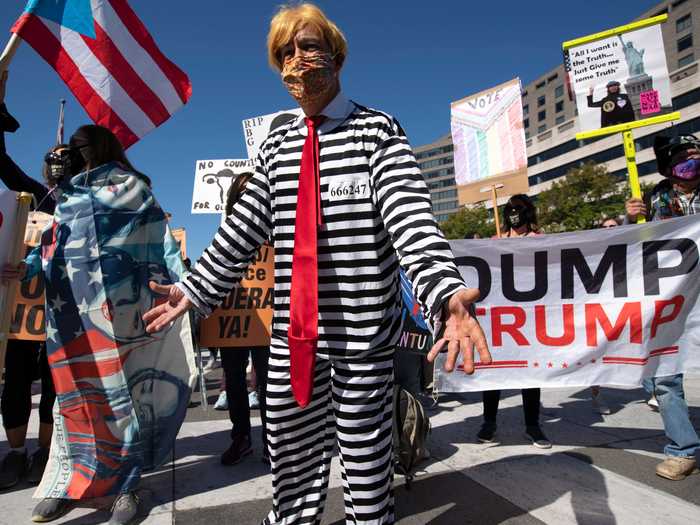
left=1, top=366, right=699, bottom=524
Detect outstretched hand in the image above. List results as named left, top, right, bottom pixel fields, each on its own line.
left=143, top=282, right=192, bottom=333
left=427, top=288, right=491, bottom=374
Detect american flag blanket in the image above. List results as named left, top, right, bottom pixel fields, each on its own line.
left=28, top=162, right=196, bottom=499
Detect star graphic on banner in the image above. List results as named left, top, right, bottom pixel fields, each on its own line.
left=60, top=261, right=79, bottom=280
left=533, top=362, right=540, bottom=368
left=50, top=295, right=66, bottom=313
left=87, top=269, right=101, bottom=285
left=89, top=245, right=99, bottom=258
left=547, top=362, right=553, bottom=368
left=45, top=324, right=58, bottom=342
left=74, top=328, right=85, bottom=339
left=562, top=363, right=569, bottom=369
left=77, top=298, right=90, bottom=314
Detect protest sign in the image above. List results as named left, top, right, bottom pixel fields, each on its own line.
left=0, top=190, right=21, bottom=354
left=564, top=22, right=672, bottom=133
left=436, top=216, right=700, bottom=392
left=198, top=244, right=274, bottom=348
left=397, top=270, right=433, bottom=354
left=191, top=158, right=255, bottom=214
left=450, top=78, right=529, bottom=205
left=171, top=227, right=187, bottom=259
left=242, top=108, right=302, bottom=159
left=8, top=211, right=52, bottom=342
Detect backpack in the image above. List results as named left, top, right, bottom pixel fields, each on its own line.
left=392, top=384, right=431, bottom=489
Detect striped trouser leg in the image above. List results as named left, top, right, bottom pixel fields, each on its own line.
left=333, top=351, right=395, bottom=524
left=263, top=344, right=335, bottom=525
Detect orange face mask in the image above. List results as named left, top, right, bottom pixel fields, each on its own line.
left=281, top=52, right=336, bottom=105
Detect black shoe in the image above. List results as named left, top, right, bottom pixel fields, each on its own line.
left=221, top=435, right=253, bottom=466
left=477, top=423, right=497, bottom=443
left=0, top=450, right=27, bottom=489
left=109, top=492, right=139, bottom=525
left=525, top=426, right=552, bottom=449
left=26, top=448, right=50, bottom=485
left=31, top=498, right=74, bottom=523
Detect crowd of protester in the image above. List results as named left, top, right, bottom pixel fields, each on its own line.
left=0, top=3, right=698, bottom=525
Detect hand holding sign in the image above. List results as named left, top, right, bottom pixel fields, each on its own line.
left=144, top=282, right=192, bottom=333
left=427, top=288, right=491, bottom=374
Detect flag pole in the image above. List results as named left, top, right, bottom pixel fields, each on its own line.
left=56, top=99, right=66, bottom=144
left=0, top=33, right=22, bottom=73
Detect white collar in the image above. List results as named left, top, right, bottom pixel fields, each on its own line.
left=291, top=91, right=354, bottom=133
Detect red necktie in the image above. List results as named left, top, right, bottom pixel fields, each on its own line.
left=288, top=116, right=324, bottom=408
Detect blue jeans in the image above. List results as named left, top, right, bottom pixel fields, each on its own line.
left=643, top=374, right=699, bottom=458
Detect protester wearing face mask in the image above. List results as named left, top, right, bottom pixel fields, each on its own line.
left=624, top=134, right=700, bottom=481
left=477, top=195, right=552, bottom=449
left=2, top=124, right=189, bottom=525
left=143, top=4, right=490, bottom=523
left=0, top=69, right=57, bottom=492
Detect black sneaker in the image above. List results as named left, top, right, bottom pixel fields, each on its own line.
left=109, top=492, right=139, bottom=525
left=0, top=450, right=27, bottom=489
left=477, top=422, right=497, bottom=443
left=31, top=498, right=73, bottom=522
left=221, top=434, right=253, bottom=466
left=26, top=448, right=50, bottom=485
left=525, top=426, right=552, bottom=449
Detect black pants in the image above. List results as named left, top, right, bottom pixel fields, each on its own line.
left=1, top=340, right=56, bottom=430
left=482, top=388, right=541, bottom=428
left=220, top=347, right=269, bottom=447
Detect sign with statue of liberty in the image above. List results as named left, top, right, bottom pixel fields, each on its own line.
left=565, top=21, right=672, bottom=132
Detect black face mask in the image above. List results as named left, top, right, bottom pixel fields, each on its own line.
left=43, top=147, right=87, bottom=187
left=508, top=206, right=528, bottom=229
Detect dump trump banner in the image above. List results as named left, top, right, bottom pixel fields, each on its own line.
left=564, top=20, right=672, bottom=133
left=450, top=78, right=528, bottom=203
left=242, top=108, right=302, bottom=159
left=9, top=212, right=53, bottom=342
left=191, top=158, right=255, bottom=214
left=198, top=244, right=274, bottom=348
left=436, top=216, right=700, bottom=392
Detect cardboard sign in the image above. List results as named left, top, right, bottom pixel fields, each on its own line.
left=9, top=212, right=52, bottom=341
left=198, top=244, right=274, bottom=348
left=191, top=159, right=255, bottom=214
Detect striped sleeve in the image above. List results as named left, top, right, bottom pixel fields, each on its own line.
left=178, top=157, right=273, bottom=315
left=369, top=116, right=467, bottom=327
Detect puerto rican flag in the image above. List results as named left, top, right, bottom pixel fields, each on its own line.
left=12, top=0, right=192, bottom=148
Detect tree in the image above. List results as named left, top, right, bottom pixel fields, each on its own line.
left=535, top=162, right=630, bottom=232
left=440, top=203, right=496, bottom=239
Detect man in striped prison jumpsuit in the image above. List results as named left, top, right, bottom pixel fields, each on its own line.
left=144, top=4, right=490, bottom=524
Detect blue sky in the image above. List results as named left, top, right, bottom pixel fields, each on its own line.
left=2, top=1, right=660, bottom=259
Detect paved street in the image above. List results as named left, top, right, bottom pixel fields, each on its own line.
left=2, top=365, right=699, bottom=524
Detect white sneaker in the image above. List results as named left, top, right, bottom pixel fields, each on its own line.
left=248, top=391, right=260, bottom=409
left=647, top=396, right=659, bottom=411
left=592, top=392, right=611, bottom=415
left=214, top=392, right=228, bottom=411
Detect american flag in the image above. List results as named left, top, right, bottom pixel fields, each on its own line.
left=12, top=0, right=192, bottom=148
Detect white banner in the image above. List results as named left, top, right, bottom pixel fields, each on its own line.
left=242, top=108, right=302, bottom=159
left=437, top=216, right=700, bottom=392
left=191, top=158, right=255, bottom=214
left=565, top=22, right=672, bottom=132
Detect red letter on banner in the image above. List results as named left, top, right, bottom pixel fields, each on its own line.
left=585, top=303, right=643, bottom=346
left=491, top=306, right=529, bottom=346
left=535, top=304, right=575, bottom=346
left=650, top=295, right=685, bottom=338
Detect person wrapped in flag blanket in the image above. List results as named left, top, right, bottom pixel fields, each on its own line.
left=143, top=4, right=491, bottom=524
left=2, top=125, right=196, bottom=525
